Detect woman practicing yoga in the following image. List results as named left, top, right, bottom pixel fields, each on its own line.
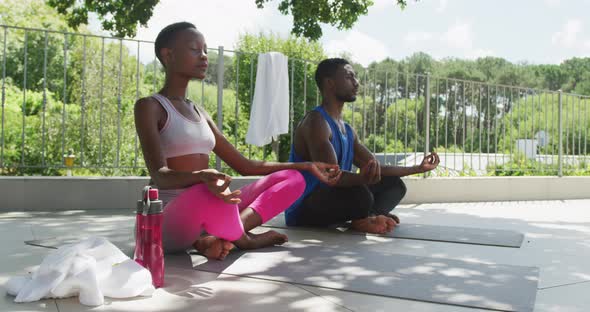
left=134, top=22, right=341, bottom=260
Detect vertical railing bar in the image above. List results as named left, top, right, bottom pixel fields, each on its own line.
left=41, top=31, right=48, bottom=167
left=200, top=79, right=204, bottom=106
left=478, top=83, right=482, bottom=171
left=573, top=96, right=582, bottom=162
left=424, top=73, right=430, bottom=178
left=21, top=31, right=28, bottom=166
left=303, top=61, right=307, bottom=114
left=290, top=59, right=295, bottom=149
left=234, top=53, right=240, bottom=148
left=363, top=70, right=367, bottom=144
left=80, top=35, right=87, bottom=167
left=487, top=84, right=491, bottom=169
left=470, top=81, right=475, bottom=172
left=445, top=79, right=449, bottom=172
left=134, top=41, right=140, bottom=168
left=502, top=86, right=508, bottom=172
left=351, top=70, right=355, bottom=130
left=384, top=71, right=388, bottom=164
left=571, top=93, right=575, bottom=167
left=435, top=77, right=439, bottom=152
left=98, top=38, right=104, bottom=164
left=215, top=46, right=224, bottom=170
left=562, top=94, right=569, bottom=161
left=116, top=39, right=123, bottom=168
left=61, top=34, right=68, bottom=166
left=404, top=73, right=409, bottom=167
left=584, top=97, right=588, bottom=165
left=578, top=96, right=582, bottom=169
left=414, top=74, right=419, bottom=165
left=316, top=78, right=319, bottom=107
left=583, top=97, right=588, bottom=167
left=524, top=89, right=528, bottom=169
left=153, top=54, right=157, bottom=94
left=531, top=90, right=537, bottom=171
left=516, top=88, right=522, bottom=172
left=552, top=92, right=555, bottom=166
left=537, top=90, right=542, bottom=172
left=545, top=91, right=550, bottom=169
left=373, top=71, right=377, bottom=154
left=1, top=26, right=6, bottom=167
left=462, top=81, right=466, bottom=173
left=558, top=90, right=563, bottom=176
left=509, top=88, right=514, bottom=167
left=311, top=62, right=321, bottom=162
left=248, top=56, right=254, bottom=159
left=453, top=81, right=459, bottom=170
left=494, top=86, right=499, bottom=170
left=393, top=72, right=399, bottom=162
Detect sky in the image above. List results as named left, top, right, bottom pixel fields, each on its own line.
left=89, top=0, right=590, bottom=67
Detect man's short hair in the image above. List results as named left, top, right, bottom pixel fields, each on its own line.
left=315, top=58, right=350, bottom=91
left=154, top=22, right=197, bottom=66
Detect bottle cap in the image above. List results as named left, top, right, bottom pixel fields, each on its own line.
left=148, top=188, right=159, bottom=200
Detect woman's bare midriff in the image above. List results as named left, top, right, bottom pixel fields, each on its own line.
left=166, top=153, right=210, bottom=172
left=151, top=153, right=210, bottom=189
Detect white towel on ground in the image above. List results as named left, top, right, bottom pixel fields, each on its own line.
left=246, top=52, right=290, bottom=146
left=5, top=236, right=155, bottom=306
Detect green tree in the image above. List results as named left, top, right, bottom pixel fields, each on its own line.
left=46, top=0, right=414, bottom=40
left=46, top=0, right=157, bottom=38
left=255, top=0, right=412, bottom=40
left=560, top=57, right=590, bottom=92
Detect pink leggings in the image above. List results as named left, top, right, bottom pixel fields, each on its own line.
left=161, top=169, right=305, bottom=252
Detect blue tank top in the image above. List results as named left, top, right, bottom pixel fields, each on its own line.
left=285, top=106, right=355, bottom=225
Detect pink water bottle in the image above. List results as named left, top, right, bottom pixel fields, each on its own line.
left=134, top=186, right=165, bottom=288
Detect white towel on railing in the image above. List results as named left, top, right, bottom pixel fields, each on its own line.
left=246, top=52, right=290, bottom=146
left=5, top=236, right=155, bottom=306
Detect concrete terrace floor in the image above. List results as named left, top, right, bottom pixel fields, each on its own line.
left=1, top=200, right=590, bottom=312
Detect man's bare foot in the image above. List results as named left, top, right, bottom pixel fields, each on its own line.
left=234, top=230, right=288, bottom=250
left=351, top=215, right=396, bottom=234
left=386, top=213, right=400, bottom=224
left=193, top=235, right=235, bottom=260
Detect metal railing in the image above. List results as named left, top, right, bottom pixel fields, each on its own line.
left=1, top=24, right=588, bottom=176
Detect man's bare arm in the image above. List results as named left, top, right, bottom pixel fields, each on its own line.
left=302, top=112, right=368, bottom=187
left=351, top=127, right=423, bottom=178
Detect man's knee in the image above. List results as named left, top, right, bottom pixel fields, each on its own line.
left=354, top=185, right=375, bottom=208
left=383, top=176, right=407, bottom=198
left=397, top=178, right=407, bottom=198
left=332, top=185, right=374, bottom=219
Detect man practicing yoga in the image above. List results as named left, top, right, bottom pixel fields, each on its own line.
left=286, top=58, right=440, bottom=234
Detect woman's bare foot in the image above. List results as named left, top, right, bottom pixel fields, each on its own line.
left=351, top=215, right=396, bottom=234
left=193, top=235, right=234, bottom=260
left=233, top=230, right=288, bottom=250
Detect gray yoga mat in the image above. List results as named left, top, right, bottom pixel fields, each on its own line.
left=263, top=215, right=525, bottom=248
left=189, top=243, right=539, bottom=312
left=25, top=234, right=136, bottom=256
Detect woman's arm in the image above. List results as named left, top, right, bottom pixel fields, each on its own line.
left=207, top=117, right=308, bottom=175
left=202, top=109, right=339, bottom=180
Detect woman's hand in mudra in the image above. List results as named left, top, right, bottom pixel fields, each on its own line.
left=198, top=169, right=242, bottom=204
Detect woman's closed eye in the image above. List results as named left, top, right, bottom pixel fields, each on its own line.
left=190, top=47, right=207, bottom=55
